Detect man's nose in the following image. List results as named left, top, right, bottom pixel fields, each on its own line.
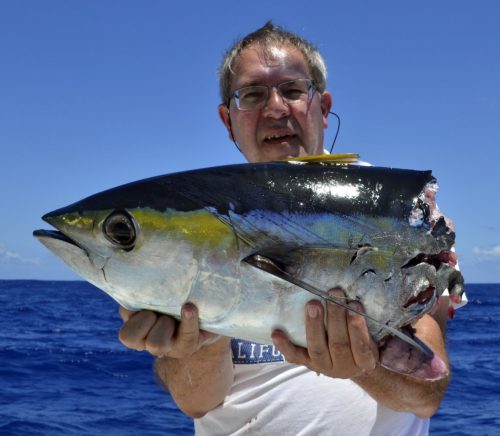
left=262, top=87, right=289, bottom=118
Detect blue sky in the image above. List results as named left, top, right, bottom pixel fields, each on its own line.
left=1, top=0, right=499, bottom=283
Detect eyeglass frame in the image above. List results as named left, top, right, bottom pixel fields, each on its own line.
left=227, top=78, right=317, bottom=111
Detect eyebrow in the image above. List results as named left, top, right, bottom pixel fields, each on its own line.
left=234, top=77, right=307, bottom=89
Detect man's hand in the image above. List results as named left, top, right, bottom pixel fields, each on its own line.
left=118, top=303, right=220, bottom=359
left=118, top=303, right=233, bottom=418
left=271, top=288, right=379, bottom=378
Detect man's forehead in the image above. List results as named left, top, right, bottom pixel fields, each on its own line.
left=231, top=43, right=310, bottom=86
left=236, top=43, right=306, bottom=67
left=262, top=45, right=289, bottom=62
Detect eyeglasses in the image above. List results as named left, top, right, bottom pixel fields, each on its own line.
left=229, top=79, right=316, bottom=111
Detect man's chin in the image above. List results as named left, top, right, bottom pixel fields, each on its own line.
left=260, top=143, right=302, bottom=161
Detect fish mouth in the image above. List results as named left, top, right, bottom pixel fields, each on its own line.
left=33, top=228, right=87, bottom=261
left=33, top=228, right=110, bottom=289
left=33, top=229, right=80, bottom=248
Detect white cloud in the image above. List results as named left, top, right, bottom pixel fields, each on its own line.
left=0, top=243, right=40, bottom=265
left=473, top=245, right=500, bottom=256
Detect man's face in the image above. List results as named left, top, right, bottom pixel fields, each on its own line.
left=218, top=44, right=332, bottom=163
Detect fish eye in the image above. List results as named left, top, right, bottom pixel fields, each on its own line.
left=103, top=211, right=136, bottom=249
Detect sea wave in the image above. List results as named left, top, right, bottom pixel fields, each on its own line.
left=1, top=280, right=498, bottom=435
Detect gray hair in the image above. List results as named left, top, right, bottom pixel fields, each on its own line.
left=218, top=21, right=328, bottom=105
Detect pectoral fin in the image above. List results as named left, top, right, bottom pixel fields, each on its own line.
left=243, top=253, right=433, bottom=359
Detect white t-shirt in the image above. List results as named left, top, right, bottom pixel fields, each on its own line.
left=194, top=340, right=429, bottom=435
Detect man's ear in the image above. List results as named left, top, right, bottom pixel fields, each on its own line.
left=218, top=104, right=234, bottom=140
left=320, top=91, right=333, bottom=129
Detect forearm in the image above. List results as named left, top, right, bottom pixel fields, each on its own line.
left=155, top=336, right=233, bottom=418
left=352, top=314, right=449, bottom=418
left=353, top=364, right=448, bottom=418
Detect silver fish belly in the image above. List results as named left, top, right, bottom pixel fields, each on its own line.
left=34, top=159, right=464, bottom=380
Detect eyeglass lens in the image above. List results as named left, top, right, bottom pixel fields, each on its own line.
left=234, top=79, right=313, bottom=111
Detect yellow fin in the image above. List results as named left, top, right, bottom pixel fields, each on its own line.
left=284, top=153, right=360, bottom=164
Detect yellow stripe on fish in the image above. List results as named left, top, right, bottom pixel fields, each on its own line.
left=132, top=208, right=234, bottom=248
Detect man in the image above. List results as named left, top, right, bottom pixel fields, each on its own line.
left=119, top=22, right=451, bottom=435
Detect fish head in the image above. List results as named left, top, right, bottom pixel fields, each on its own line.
left=34, top=205, right=169, bottom=309
left=34, top=177, right=237, bottom=311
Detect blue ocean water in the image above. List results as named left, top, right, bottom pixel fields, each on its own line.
left=0, top=281, right=498, bottom=435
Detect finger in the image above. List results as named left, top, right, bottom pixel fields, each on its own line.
left=346, top=301, right=378, bottom=373
left=118, top=306, right=136, bottom=322
left=272, top=330, right=310, bottom=366
left=144, top=314, right=177, bottom=357
left=170, top=303, right=202, bottom=357
left=326, top=289, right=356, bottom=375
left=118, top=310, right=158, bottom=351
left=304, top=300, right=332, bottom=368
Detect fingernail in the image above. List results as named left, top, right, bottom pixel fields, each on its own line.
left=182, top=304, right=194, bottom=320
left=307, top=304, right=319, bottom=318
left=328, top=288, right=344, bottom=299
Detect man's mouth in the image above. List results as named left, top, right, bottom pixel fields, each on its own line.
left=263, top=133, right=297, bottom=144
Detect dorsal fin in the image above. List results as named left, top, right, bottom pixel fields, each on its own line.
left=283, top=153, right=360, bottom=164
